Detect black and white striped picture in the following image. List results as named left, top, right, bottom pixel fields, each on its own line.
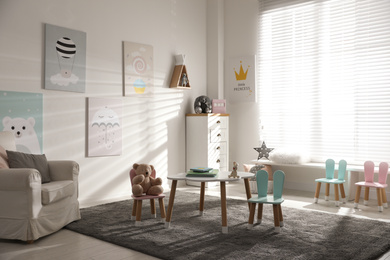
left=44, top=24, right=86, bottom=93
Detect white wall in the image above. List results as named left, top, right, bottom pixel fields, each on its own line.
left=224, top=0, right=260, bottom=170
left=0, top=0, right=207, bottom=206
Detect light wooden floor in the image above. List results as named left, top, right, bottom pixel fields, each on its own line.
left=1, top=182, right=390, bottom=260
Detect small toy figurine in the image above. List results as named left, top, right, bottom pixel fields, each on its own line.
left=228, top=161, right=240, bottom=178
left=180, top=73, right=188, bottom=86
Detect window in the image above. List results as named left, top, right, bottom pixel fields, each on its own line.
left=257, top=0, right=390, bottom=165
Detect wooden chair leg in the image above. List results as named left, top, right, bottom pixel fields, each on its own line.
left=354, top=186, right=362, bottom=208
left=27, top=240, right=34, bottom=244
left=248, top=203, right=256, bottom=229
left=257, top=203, right=263, bottom=224
left=132, top=200, right=137, bottom=220
left=272, top=204, right=281, bottom=232
left=364, top=187, right=370, bottom=205
left=377, top=188, right=383, bottom=212
left=158, top=198, right=166, bottom=221
left=135, top=200, right=143, bottom=226
left=314, top=182, right=321, bottom=203
left=340, top=184, right=346, bottom=204
left=334, top=184, right=340, bottom=207
left=199, top=182, right=205, bottom=216
left=278, top=205, right=284, bottom=227
left=150, top=199, right=156, bottom=218
left=325, top=183, right=330, bottom=201
left=382, top=188, right=388, bottom=208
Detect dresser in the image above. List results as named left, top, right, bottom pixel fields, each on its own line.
left=186, top=113, right=229, bottom=187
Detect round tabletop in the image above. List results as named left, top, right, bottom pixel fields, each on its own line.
left=167, top=171, right=254, bottom=182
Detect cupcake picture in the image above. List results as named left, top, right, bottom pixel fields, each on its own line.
left=123, top=42, right=153, bottom=95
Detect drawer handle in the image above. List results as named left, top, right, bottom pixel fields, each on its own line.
left=217, top=120, right=221, bottom=124
left=216, top=159, right=221, bottom=163
left=216, top=146, right=220, bottom=150
left=217, top=134, right=221, bottom=137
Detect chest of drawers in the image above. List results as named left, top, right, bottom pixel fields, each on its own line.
left=186, top=113, right=229, bottom=187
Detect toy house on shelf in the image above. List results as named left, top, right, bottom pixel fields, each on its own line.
left=170, top=54, right=191, bottom=89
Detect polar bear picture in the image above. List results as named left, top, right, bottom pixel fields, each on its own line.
left=2, top=116, right=41, bottom=154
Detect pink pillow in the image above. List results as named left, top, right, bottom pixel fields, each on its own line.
left=0, top=146, right=9, bottom=169
left=243, top=164, right=255, bottom=172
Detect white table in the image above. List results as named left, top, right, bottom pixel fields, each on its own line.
left=165, top=171, right=254, bottom=234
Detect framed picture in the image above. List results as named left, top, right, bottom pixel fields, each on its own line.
left=87, top=97, right=122, bottom=157
left=123, top=41, right=154, bottom=95
left=44, top=24, right=86, bottom=93
left=227, top=55, right=256, bottom=103
left=0, top=90, right=43, bottom=154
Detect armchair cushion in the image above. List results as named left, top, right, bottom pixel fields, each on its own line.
left=41, top=180, right=74, bottom=205
left=0, top=146, right=8, bottom=169
left=6, top=150, right=51, bottom=183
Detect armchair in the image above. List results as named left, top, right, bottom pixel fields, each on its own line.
left=0, top=131, right=80, bottom=242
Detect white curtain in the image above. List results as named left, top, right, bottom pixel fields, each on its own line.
left=257, top=0, right=390, bottom=164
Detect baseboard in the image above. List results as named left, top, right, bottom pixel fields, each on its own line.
left=79, top=193, right=132, bottom=208
left=285, top=181, right=315, bottom=193
left=285, top=180, right=390, bottom=202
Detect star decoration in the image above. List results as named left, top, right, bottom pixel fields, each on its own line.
left=254, top=141, right=274, bottom=160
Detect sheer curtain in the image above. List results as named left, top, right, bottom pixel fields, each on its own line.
left=257, top=0, right=390, bottom=165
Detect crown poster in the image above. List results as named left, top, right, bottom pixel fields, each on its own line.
left=227, top=56, right=256, bottom=103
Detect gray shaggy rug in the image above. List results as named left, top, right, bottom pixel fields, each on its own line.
left=66, top=191, right=390, bottom=260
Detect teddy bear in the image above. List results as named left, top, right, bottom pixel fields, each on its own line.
left=132, top=163, right=164, bottom=197
left=194, top=95, right=212, bottom=114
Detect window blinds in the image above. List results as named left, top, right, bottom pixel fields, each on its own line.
left=257, top=0, right=390, bottom=164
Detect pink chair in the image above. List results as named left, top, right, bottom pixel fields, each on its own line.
left=129, top=169, right=166, bottom=226
left=354, top=161, right=389, bottom=212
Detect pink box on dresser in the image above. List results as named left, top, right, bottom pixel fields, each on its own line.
left=212, top=99, right=226, bottom=113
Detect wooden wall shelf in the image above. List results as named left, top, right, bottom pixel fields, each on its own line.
left=170, top=65, right=191, bottom=89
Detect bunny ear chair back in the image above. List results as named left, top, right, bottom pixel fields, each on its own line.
left=248, top=170, right=286, bottom=232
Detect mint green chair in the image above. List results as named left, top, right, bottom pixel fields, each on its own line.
left=314, top=159, right=347, bottom=206
left=248, top=170, right=285, bottom=232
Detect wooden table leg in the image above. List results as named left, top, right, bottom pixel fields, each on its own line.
left=220, top=181, right=228, bottom=234
left=243, top=178, right=252, bottom=210
left=165, top=180, right=177, bottom=228
left=199, top=182, right=205, bottom=216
